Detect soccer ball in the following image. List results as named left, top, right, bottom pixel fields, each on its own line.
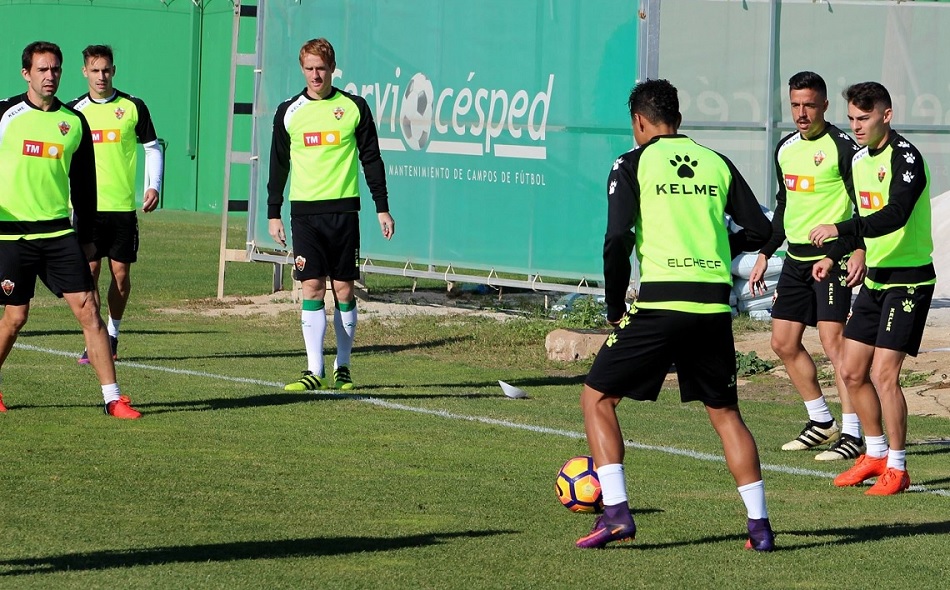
left=555, top=455, right=603, bottom=513
left=399, top=72, right=434, bottom=151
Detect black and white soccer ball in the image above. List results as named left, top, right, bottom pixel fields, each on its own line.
left=399, top=72, right=434, bottom=151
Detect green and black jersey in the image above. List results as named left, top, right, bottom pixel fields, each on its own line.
left=0, top=93, right=96, bottom=242
left=67, top=90, right=157, bottom=212
left=762, top=123, right=862, bottom=262
left=835, top=131, right=935, bottom=289
left=603, top=134, right=771, bottom=319
left=267, top=87, right=388, bottom=219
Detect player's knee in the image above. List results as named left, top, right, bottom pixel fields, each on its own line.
left=838, top=364, right=867, bottom=390
left=580, top=386, right=621, bottom=420
left=869, top=364, right=900, bottom=391
left=770, top=335, right=798, bottom=360
left=0, top=308, right=29, bottom=332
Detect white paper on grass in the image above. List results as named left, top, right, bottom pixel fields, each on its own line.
left=498, top=380, right=528, bottom=399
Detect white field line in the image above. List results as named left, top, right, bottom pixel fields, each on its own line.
left=14, top=343, right=950, bottom=497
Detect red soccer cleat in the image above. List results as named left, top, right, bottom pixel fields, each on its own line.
left=834, top=454, right=887, bottom=487
left=865, top=467, right=910, bottom=496
left=105, top=395, right=141, bottom=419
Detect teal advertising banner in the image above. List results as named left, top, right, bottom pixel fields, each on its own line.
left=255, top=0, right=639, bottom=280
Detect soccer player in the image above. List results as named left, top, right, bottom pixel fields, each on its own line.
left=267, top=38, right=394, bottom=391
left=748, top=71, right=867, bottom=460
left=575, top=79, right=774, bottom=550
left=810, top=82, right=935, bottom=495
left=0, top=41, right=141, bottom=419
left=68, top=44, right=164, bottom=363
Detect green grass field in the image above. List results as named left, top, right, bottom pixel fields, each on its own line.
left=1, top=211, right=949, bottom=589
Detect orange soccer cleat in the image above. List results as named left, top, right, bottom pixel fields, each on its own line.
left=834, top=454, right=887, bottom=487
left=105, top=395, right=142, bottom=420
left=865, top=467, right=910, bottom=496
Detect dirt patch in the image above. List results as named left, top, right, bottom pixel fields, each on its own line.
left=155, top=289, right=527, bottom=322
left=735, top=300, right=950, bottom=418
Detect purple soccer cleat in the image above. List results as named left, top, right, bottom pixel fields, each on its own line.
left=744, top=518, right=775, bottom=552
left=576, top=513, right=636, bottom=549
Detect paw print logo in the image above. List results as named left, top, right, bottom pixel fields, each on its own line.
left=838, top=258, right=848, bottom=271
left=670, top=154, right=698, bottom=178
left=609, top=179, right=618, bottom=195
left=618, top=314, right=631, bottom=329
left=903, top=151, right=915, bottom=164
left=612, top=157, right=623, bottom=171
left=839, top=276, right=848, bottom=287
left=605, top=333, right=618, bottom=347
left=901, top=299, right=914, bottom=313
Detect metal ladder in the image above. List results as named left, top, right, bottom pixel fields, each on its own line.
left=217, top=0, right=270, bottom=299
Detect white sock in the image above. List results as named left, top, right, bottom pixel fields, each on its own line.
left=841, top=413, right=862, bottom=438
left=804, top=396, right=834, bottom=424
left=737, top=480, right=768, bottom=520
left=334, top=301, right=357, bottom=369
left=886, top=448, right=906, bottom=471
left=101, top=382, right=121, bottom=404
left=866, top=434, right=889, bottom=458
left=301, top=307, right=327, bottom=377
left=107, top=316, right=121, bottom=339
left=596, top=463, right=628, bottom=506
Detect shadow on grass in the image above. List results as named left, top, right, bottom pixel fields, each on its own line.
left=356, top=336, right=474, bottom=354
left=6, top=390, right=524, bottom=415
left=503, top=375, right=588, bottom=387
left=350, top=374, right=587, bottom=392
left=0, top=530, right=515, bottom=576
left=777, top=519, right=950, bottom=550
left=141, top=392, right=512, bottom=413
left=915, top=476, right=950, bottom=488
left=138, top=336, right=473, bottom=362
left=909, top=440, right=950, bottom=457
left=137, top=393, right=332, bottom=414
left=18, top=329, right=221, bottom=338
left=8, top=393, right=319, bottom=414
left=135, top=351, right=304, bottom=362
left=607, top=520, right=950, bottom=552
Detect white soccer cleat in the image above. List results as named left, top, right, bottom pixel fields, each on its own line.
left=782, top=420, right=840, bottom=451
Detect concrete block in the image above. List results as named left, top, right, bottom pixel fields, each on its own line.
left=545, top=328, right=610, bottom=361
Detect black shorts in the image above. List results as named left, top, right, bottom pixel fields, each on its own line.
left=290, top=212, right=360, bottom=282
left=584, top=308, right=739, bottom=408
left=0, top=235, right=95, bottom=305
left=771, top=255, right=852, bottom=326
left=90, top=211, right=139, bottom=263
left=844, top=284, right=933, bottom=357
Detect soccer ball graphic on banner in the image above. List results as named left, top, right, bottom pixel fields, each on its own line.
left=555, top=456, right=603, bottom=513
left=399, top=72, right=434, bottom=150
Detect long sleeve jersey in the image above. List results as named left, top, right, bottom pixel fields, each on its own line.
left=267, top=87, right=388, bottom=219
left=68, top=89, right=158, bottom=212
left=835, top=131, right=935, bottom=288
